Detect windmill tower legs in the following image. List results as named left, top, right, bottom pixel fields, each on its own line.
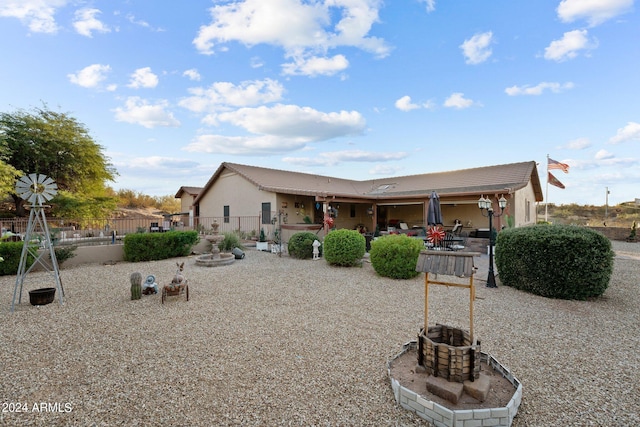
left=11, top=205, right=64, bottom=312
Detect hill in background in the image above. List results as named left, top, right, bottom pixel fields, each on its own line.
left=540, top=202, right=640, bottom=227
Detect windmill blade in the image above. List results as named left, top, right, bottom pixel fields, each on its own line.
left=41, top=189, right=57, bottom=201
left=15, top=181, right=30, bottom=191
left=19, top=190, right=34, bottom=201
left=16, top=174, right=58, bottom=205
left=17, top=175, right=31, bottom=186
left=15, top=183, right=31, bottom=194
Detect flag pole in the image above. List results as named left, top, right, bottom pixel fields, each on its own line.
left=545, top=154, right=549, bottom=222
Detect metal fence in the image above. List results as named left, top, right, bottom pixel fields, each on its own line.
left=0, top=214, right=278, bottom=247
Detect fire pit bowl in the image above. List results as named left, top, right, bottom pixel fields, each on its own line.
left=29, top=287, right=56, bottom=306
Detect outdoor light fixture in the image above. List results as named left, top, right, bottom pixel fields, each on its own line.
left=478, top=194, right=507, bottom=288
left=366, top=206, right=374, bottom=216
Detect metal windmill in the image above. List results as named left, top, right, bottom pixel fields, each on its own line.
left=11, top=174, right=64, bottom=311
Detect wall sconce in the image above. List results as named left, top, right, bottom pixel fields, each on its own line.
left=366, top=206, right=374, bottom=216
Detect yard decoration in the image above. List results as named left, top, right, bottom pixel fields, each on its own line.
left=162, top=262, right=189, bottom=304
left=196, top=240, right=235, bottom=267
left=142, top=274, right=158, bottom=295
left=130, top=272, right=142, bottom=300
left=387, top=250, right=523, bottom=425
left=11, top=174, right=64, bottom=311
left=426, top=225, right=445, bottom=247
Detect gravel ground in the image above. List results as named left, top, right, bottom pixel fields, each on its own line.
left=1, top=241, right=638, bottom=426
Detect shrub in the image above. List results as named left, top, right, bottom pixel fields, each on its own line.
left=495, top=224, right=613, bottom=300
left=369, top=234, right=423, bottom=279
left=124, top=231, right=199, bottom=262
left=288, top=232, right=322, bottom=259
left=218, top=232, right=243, bottom=252
left=323, top=229, right=365, bottom=267
left=0, top=242, right=35, bottom=275
left=53, top=245, right=77, bottom=266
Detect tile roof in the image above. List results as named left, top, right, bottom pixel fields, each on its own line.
left=193, top=161, right=542, bottom=203
left=174, top=186, right=203, bottom=198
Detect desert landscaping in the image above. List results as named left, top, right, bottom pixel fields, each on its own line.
left=1, top=240, right=638, bottom=426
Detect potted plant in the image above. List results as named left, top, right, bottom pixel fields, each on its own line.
left=256, top=228, right=269, bottom=251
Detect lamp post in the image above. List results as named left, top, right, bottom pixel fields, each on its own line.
left=478, top=195, right=507, bottom=288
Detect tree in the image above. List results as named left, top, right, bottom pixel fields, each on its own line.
left=0, top=106, right=117, bottom=216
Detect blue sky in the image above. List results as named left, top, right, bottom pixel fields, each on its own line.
left=1, top=0, right=638, bottom=206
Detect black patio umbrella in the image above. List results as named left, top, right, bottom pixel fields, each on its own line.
left=427, top=191, right=443, bottom=226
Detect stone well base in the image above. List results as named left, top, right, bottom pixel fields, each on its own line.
left=388, top=341, right=523, bottom=427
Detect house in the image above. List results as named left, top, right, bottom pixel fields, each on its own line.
left=185, top=161, right=543, bottom=241
left=174, top=186, right=202, bottom=228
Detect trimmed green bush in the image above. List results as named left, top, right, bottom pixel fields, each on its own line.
left=124, top=231, right=199, bottom=262
left=218, top=232, right=244, bottom=252
left=369, top=234, right=423, bottom=279
left=288, top=231, right=322, bottom=259
left=495, top=225, right=613, bottom=300
left=0, top=242, right=35, bottom=276
left=53, top=245, right=77, bottom=266
left=323, top=229, right=365, bottom=267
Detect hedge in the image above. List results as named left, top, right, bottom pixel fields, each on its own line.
left=124, top=231, right=199, bottom=262
left=495, top=225, right=613, bottom=300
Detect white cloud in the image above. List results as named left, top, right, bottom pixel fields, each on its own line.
left=250, top=56, right=264, bottom=68
left=183, top=103, right=366, bottom=155
left=394, top=95, right=435, bottom=111
left=569, top=155, right=638, bottom=170
left=179, top=78, right=285, bottom=113
left=544, top=29, right=597, bottom=62
left=183, top=69, right=201, bottom=81
left=557, top=0, right=634, bottom=26
left=124, top=156, right=199, bottom=170
left=595, top=149, right=615, bottom=160
left=217, top=104, right=366, bottom=142
left=184, top=134, right=306, bottom=155
left=0, top=0, right=67, bottom=33
left=67, top=64, right=111, bottom=88
left=126, top=13, right=163, bottom=32
left=395, top=95, right=420, bottom=112
left=127, top=67, right=159, bottom=89
left=283, top=150, right=408, bottom=166
left=418, top=0, right=436, bottom=13
left=193, top=0, right=390, bottom=76
left=443, top=92, right=475, bottom=109
left=113, top=97, right=180, bottom=128
left=73, top=8, right=110, bottom=37
left=564, top=137, right=592, bottom=150
left=609, top=121, right=640, bottom=144
left=460, top=31, right=493, bottom=65
left=505, top=81, right=575, bottom=96
left=282, top=54, right=349, bottom=76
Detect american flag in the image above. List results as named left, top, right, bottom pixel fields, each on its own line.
left=548, top=157, right=570, bottom=173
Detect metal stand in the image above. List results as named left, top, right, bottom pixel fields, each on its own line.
left=11, top=204, right=64, bottom=311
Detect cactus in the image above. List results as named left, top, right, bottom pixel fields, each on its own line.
left=130, top=272, right=142, bottom=300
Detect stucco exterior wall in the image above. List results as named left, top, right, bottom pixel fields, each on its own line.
left=180, top=193, right=196, bottom=214
left=512, top=183, right=538, bottom=227
left=198, top=170, right=276, bottom=218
